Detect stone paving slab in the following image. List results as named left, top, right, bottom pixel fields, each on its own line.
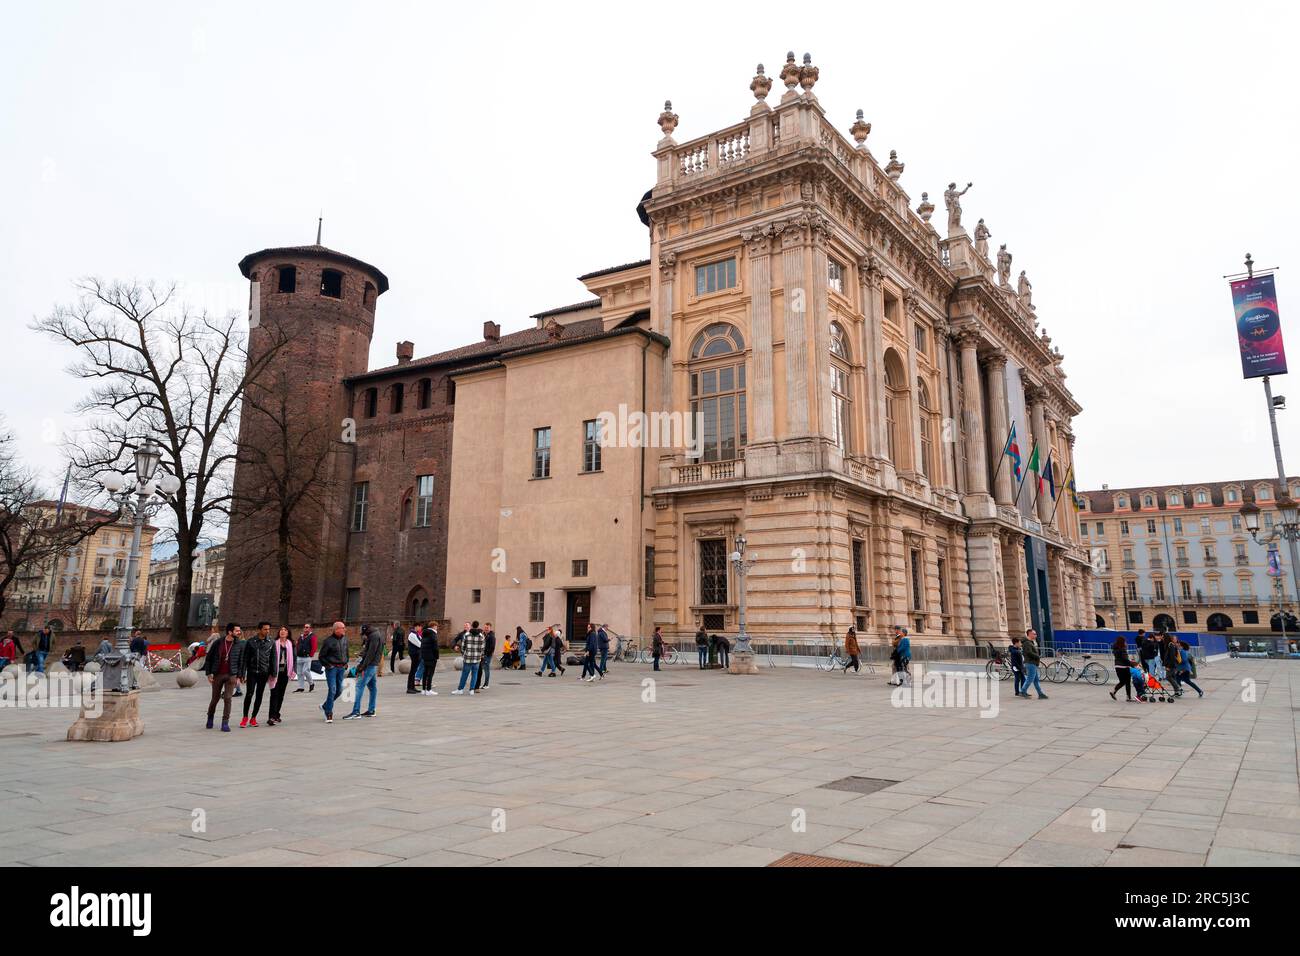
left=0, top=658, right=1294, bottom=866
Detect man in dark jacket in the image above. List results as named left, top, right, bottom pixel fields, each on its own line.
left=240, top=622, right=274, bottom=727
left=34, top=625, right=53, bottom=673
left=406, top=623, right=424, bottom=695
left=1020, top=628, right=1048, bottom=700
left=388, top=621, right=405, bottom=678
left=1136, top=629, right=1155, bottom=674
left=652, top=626, right=664, bottom=672
left=596, top=625, right=610, bottom=676
left=203, top=623, right=246, bottom=731
left=318, top=621, right=349, bottom=723
left=345, top=624, right=384, bottom=719
left=695, top=626, right=708, bottom=669
left=419, top=623, right=439, bottom=694
left=581, top=624, right=602, bottom=682
left=1008, top=636, right=1026, bottom=696
left=476, top=623, right=495, bottom=690
left=295, top=623, right=317, bottom=693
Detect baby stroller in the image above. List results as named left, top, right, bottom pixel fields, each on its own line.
left=1139, top=672, right=1176, bottom=703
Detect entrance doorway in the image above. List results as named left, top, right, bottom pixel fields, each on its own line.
left=566, top=591, right=591, bottom=641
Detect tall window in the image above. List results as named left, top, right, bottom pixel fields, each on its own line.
left=1146, top=519, right=1156, bottom=534
left=277, top=265, right=297, bottom=293
left=390, top=382, right=404, bottom=414
left=829, top=323, right=852, bottom=454
left=909, top=547, right=924, bottom=611
left=917, top=378, right=936, bottom=482
left=695, top=257, right=737, bottom=295
left=529, top=592, right=545, bottom=622
left=937, top=556, right=950, bottom=618
left=644, top=546, right=656, bottom=598
left=852, top=539, right=866, bottom=607
left=1154, top=578, right=1166, bottom=601
left=583, top=419, right=602, bottom=473
left=699, top=539, right=728, bottom=605
left=690, top=324, right=747, bottom=462
left=533, top=427, right=551, bottom=479
left=827, top=258, right=845, bottom=295
left=417, top=378, right=432, bottom=409
left=884, top=349, right=909, bottom=468
left=414, top=475, right=434, bottom=527
left=351, top=482, right=369, bottom=532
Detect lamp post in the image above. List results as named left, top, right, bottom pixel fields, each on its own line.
left=728, top=534, right=758, bottom=673
left=97, top=439, right=181, bottom=653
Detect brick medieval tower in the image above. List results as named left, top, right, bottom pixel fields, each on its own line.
left=220, top=241, right=388, bottom=626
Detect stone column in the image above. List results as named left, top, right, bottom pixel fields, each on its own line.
left=858, top=255, right=887, bottom=463
left=904, top=291, right=925, bottom=479
left=984, top=349, right=1014, bottom=506
left=656, top=252, right=677, bottom=484
left=957, top=331, right=989, bottom=497
left=1027, top=387, right=1052, bottom=523
left=942, top=325, right=965, bottom=496
left=935, top=321, right=959, bottom=494
left=743, top=227, right=776, bottom=447
left=809, top=217, right=834, bottom=452
left=780, top=217, right=811, bottom=438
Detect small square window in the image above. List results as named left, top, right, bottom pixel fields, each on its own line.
left=572, top=559, right=588, bottom=577
left=471, top=589, right=481, bottom=604
left=321, top=269, right=344, bottom=299
left=530, top=562, right=546, bottom=579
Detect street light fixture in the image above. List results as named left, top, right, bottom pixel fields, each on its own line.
left=97, top=439, right=179, bottom=655
left=729, top=534, right=758, bottom=669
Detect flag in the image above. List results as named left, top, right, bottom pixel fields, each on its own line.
left=1003, top=423, right=1022, bottom=481
left=1042, top=455, right=1056, bottom=499
left=1064, top=469, right=1079, bottom=510
left=1025, top=443, right=1040, bottom=487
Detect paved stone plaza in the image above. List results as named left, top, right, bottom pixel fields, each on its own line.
left=1, top=658, right=1296, bottom=867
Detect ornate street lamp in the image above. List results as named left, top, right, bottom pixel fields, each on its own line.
left=97, top=439, right=182, bottom=654
left=729, top=534, right=758, bottom=670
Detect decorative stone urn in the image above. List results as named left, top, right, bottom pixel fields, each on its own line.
left=750, top=64, right=771, bottom=102
left=657, top=100, right=678, bottom=140
left=849, top=109, right=871, bottom=147
left=917, top=193, right=935, bottom=222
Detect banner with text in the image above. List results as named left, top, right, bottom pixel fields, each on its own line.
left=1232, top=273, right=1286, bottom=378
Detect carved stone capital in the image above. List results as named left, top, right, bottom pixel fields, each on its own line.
left=981, top=347, right=1008, bottom=371
left=740, top=226, right=771, bottom=256
left=857, top=254, right=883, bottom=290
left=658, top=251, right=677, bottom=279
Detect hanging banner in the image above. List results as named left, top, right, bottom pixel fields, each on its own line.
left=1232, top=273, right=1286, bottom=378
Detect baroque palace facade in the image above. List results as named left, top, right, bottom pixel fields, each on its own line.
left=224, top=56, right=1094, bottom=647
left=1079, top=478, right=1300, bottom=645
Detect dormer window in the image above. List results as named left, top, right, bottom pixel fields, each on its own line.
left=1226, top=487, right=1239, bottom=503
left=1117, top=497, right=1128, bottom=509
left=1168, top=492, right=1182, bottom=506
left=1143, top=494, right=1154, bottom=508
left=321, top=269, right=344, bottom=299
left=1257, top=485, right=1272, bottom=501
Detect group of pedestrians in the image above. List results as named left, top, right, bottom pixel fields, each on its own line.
left=1110, top=629, right=1203, bottom=702
left=0, top=626, right=54, bottom=672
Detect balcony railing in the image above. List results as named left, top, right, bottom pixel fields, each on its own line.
left=1234, top=555, right=1249, bottom=566
left=672, top=459, right=745, bottom=484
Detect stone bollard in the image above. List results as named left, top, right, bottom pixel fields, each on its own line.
left=397, top=658, right=411, bottom=674
left=176, top=668, right=199, bottom=688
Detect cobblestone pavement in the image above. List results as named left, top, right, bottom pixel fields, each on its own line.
left=0, top=658, right=1295, bottom=867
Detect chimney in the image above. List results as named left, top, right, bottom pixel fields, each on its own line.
left=396, top=341, right=414, bottom=364
left=483, top=320, right=500, bottom=342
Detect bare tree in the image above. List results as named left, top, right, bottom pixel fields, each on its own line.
left=0, top=419, right=113, bottom=621
left=227, top=363, right=342, bottom=623
left=33, top=279, right=288, bottom=645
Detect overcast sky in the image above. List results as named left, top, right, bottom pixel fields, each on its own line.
left=2, top=1, right=1297, bottom=499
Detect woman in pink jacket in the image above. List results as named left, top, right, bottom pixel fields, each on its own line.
left=266, top=626, right=297, bottom=726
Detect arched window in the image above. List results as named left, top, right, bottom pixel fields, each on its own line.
left=1143, top=494, right=1154, bottom=508
left=829, top=322, right=851, bottom=454
left=689, top=323, right=747, bottom=462
left=917, top=377, right=936, bottom=482
left=883, top=349, right=909, bottom=469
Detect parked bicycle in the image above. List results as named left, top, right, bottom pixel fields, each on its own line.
left=1043, top=652, right=1108, bottom=685
left=984, top=645, right=1015, bottom=682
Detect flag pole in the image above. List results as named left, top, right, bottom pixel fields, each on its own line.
left=1047, top=462, right=1073, bottom=528
left=1013, top=441, right=1036, bottom=510
left=989, top=420, right=1016, bottom=489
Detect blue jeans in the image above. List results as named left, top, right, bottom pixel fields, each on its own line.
left=476, top=658, right=491, bottom=689
left=1022, top=663, right=1045, bottom=697
left=457, top=661, right=480, bottom=691
left=31, top=651, right=47, bottom=673
left=697, top=646, right=707, bottom=668
left=323, top=667, right=345, bottom=716
left=519, top=648, right=527, bottom=670
left=350, top=665, right=377, bottom=715
left=1012, top=666, right=1025, bottom=694
left=414, top=657, right=424, bottom=681
left=540, top=651, right=554, bottom=673
left=599, top=649, right=608, bottom=674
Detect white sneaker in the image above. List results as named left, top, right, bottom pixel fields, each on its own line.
left=468, top=689, right=476, bottom=695
left=421, top=690, right=430, bottom=696
left=429, top=690, right=438, bottom=696
left=452, top=690, right=463, bottom=696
